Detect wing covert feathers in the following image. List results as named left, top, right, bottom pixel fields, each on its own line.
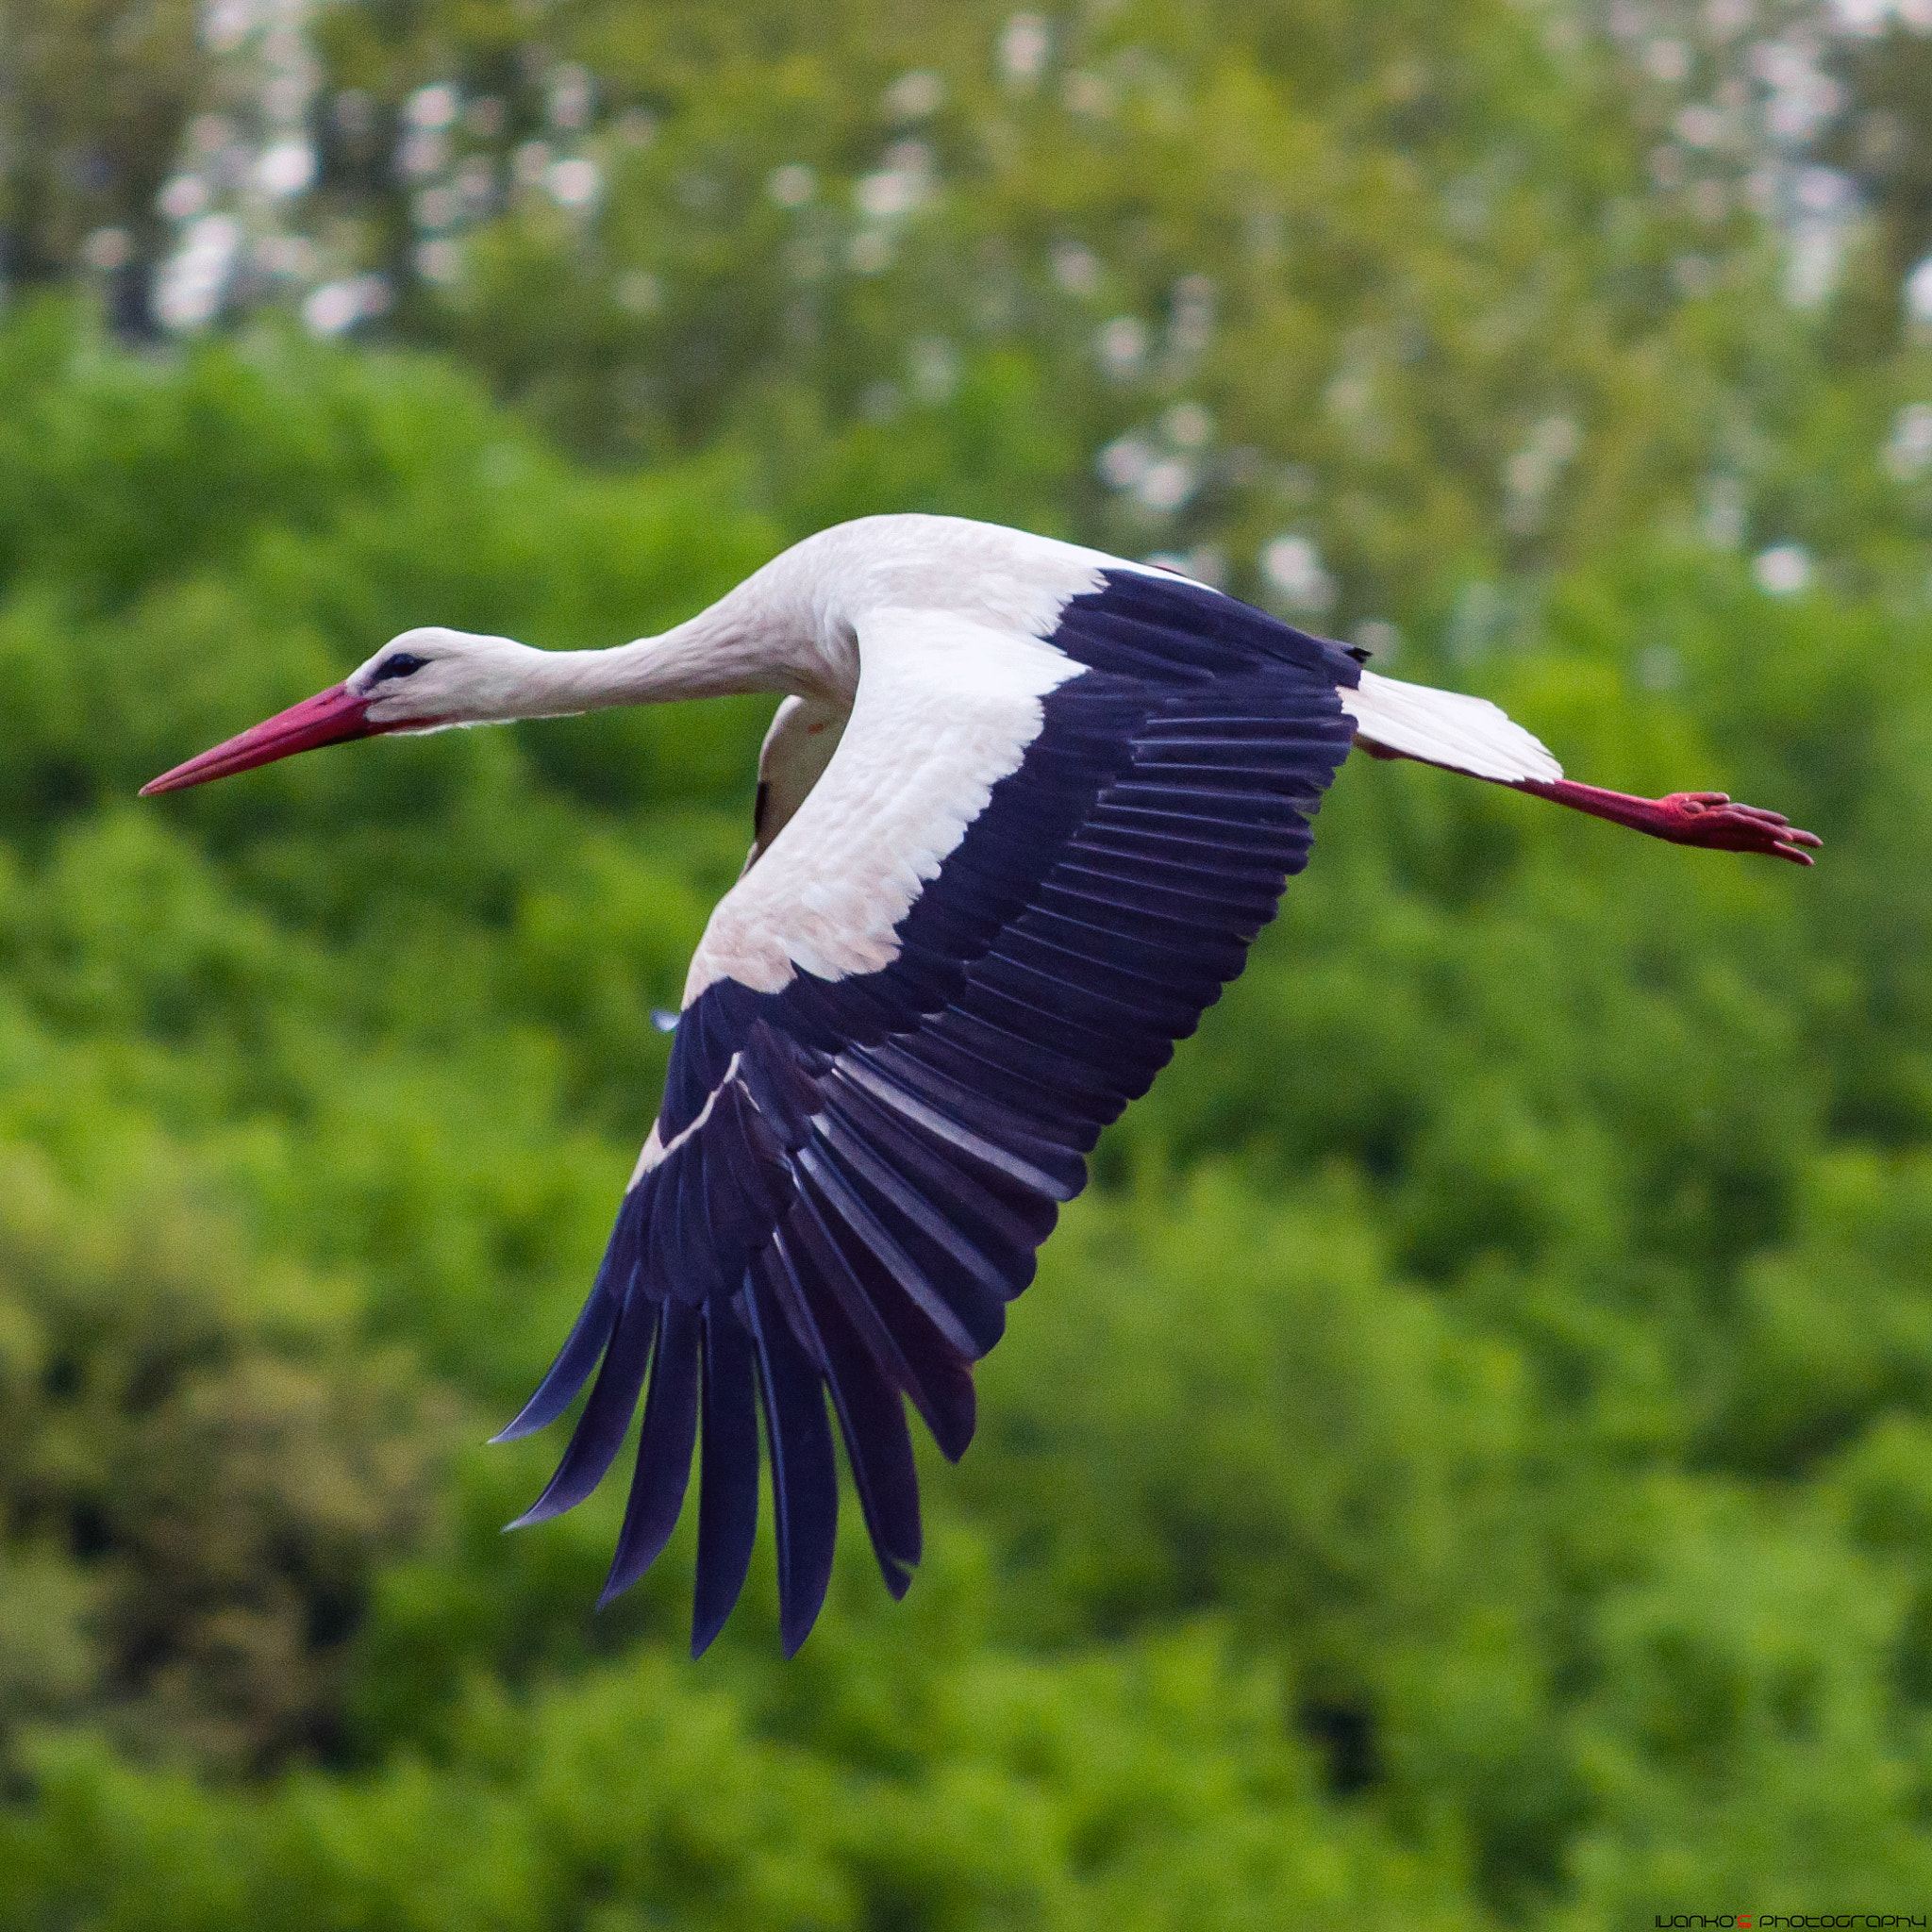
left=502, top=567, right=1359, bottom=1652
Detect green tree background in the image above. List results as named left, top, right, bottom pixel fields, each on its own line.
left=3, top=0, right=1932, bottom=1923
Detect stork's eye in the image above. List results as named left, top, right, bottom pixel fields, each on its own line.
left=371, top=652, right=429, bottom=684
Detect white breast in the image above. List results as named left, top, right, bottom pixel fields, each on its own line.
left=747, top=695, right=847, bottom=869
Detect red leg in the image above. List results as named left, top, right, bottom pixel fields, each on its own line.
left=1513, top=779, right=1822, bottom=865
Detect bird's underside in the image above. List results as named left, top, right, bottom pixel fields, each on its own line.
left=137, top=511, right=1819, bottom=1657
left=487, top=555, right=1818, bottom=1657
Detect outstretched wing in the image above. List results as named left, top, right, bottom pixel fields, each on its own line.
left=496, top=569, right=1360, bottom=1655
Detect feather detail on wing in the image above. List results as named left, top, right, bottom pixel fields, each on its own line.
left=500, top=570, right=1360, bottom=1654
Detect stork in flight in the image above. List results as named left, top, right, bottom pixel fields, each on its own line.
left=142, top=514, right=1819, bottom=1655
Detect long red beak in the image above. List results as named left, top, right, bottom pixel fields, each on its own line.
left=140, top=683, right=378, bottom=796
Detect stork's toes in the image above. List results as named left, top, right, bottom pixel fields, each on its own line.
left=1661, top=793, right=1824, bottom=865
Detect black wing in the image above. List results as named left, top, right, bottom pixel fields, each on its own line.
left=495, top=571, right=1360, bottom=1654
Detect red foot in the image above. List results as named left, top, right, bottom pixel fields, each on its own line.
left=1515, top=780, right=1822, bottom=866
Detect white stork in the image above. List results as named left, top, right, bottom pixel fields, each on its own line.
left=142, top=514, right=1819, bottom=1655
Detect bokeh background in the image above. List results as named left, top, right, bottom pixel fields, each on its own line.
left=3, top=0, right=1932, bottom=1922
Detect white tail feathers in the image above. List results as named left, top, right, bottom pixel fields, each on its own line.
left=1339, top=669, right=1562, bottom=786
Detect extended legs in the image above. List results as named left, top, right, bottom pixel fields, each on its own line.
left=1512, top=779, right=1822, bottom=865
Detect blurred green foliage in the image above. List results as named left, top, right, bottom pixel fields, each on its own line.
left=309, top=0, right=1765, bottom=607
left=0, top=0, right=200, bottom=292
left=3, top=0, right=1932, bottom=1924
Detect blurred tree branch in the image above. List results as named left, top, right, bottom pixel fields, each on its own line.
left=0, top=0, right=203, bottom=323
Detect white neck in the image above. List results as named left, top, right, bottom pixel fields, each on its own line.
left=531, top=615, right=778, bottom=713
left=479, top=566, right=854, bottom=723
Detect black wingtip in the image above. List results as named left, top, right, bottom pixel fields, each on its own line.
left=925, top=1368, right=976, bottom=1463
left=595, top=1574, right=628, bottom=1612
left=490, top=1257, right=625, bottom=1443
left=598, top=1302, right=702, bottom=1605
left=504, top=1500, right=558, bottom=1532
left=502, top=1296, right=656, bottom=1529
left=691, top=1298, right=760, bottom=1658
left=746, top=1249, right=839, bottom=1657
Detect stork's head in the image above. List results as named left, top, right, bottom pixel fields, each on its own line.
left=141, top=626, right=536, bottom=796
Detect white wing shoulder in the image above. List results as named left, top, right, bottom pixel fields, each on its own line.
left=685, top=608, right=1083, bottom=1001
